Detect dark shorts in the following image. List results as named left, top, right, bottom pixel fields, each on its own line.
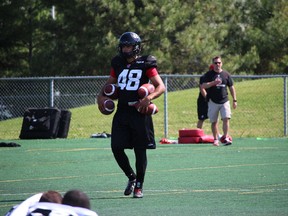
left=111, top=106, right=156, bottom=150
left=197, top=95, right=208, bottom=120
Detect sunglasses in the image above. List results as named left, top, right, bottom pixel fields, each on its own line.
left=214, top=62, right=221, bottom=64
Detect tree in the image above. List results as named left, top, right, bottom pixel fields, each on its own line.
left=0, top=0, right=287, bottom=77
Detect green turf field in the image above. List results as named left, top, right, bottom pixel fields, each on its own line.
left=0, top=138, right=287, bottom=216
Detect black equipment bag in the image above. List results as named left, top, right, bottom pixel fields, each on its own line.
left=19, top=108, right=62, bottom=139
left=57, top=109, right=72, bottom=138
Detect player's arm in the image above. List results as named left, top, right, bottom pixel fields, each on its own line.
left=7, top=193, right=43, bottom=216
left=199, top=85, right=207, bottom=98
left=97, top=71, right=117, bottom=112
left=201, top=73, right=221, bottom=89
left=145, top=56, right=165, bottom=101
left=147, top=74, right=166, bottom=101
left=137, top=70, right=166, bottom=111
left=201, top=79, right=221, bottom=89
left=137, top=55, right=165, bottom=110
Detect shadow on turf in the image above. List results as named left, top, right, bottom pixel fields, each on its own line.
left=90, top=196, right=134, bottom=200
left=1, top=197, right=129, bottom=205
left=0, top=199, right=24, bottom=203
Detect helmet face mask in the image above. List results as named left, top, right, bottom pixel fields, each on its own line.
left=118, top=32, right=141, bottom=58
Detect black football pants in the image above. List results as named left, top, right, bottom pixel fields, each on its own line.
left=112, top=148, right=147, bottom=184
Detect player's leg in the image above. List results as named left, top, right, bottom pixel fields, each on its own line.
left=211, top=121, right=219, bottom=146
left=220, top=101, right=232, bottom=145
left=197, top=120, right=204, bottom=129
left=197, top=95, right=208, bottom=129
left=133, top=148, right=147, bottom=198
left=208, top=100, right=220, bottom=146
left=111, top=147, right=137, bottom=195
left=111, top=112, right=136, bottom=195
left=112, top=148, right=136, bottom=180
left=222, top=118, right=229, bottom=136
left=134, top=148, right=147, bottom=184
left=131, top=114, right=154, bottom=198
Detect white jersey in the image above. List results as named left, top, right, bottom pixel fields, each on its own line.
left=5, top=193, right=98, bottom=216
left=27, top=202, right=98, bottom=216
left=5, top=193, right=43, bottom=216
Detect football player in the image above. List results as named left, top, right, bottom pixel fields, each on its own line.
left=6, top=190, right=98, bottom=216
left=97, top=32, right=165, bottom=198
left=197, top=64, right=214, bottom=129
left=5, top=191, right=62, bottom=216
left=27, top=190, right=98, bottom=216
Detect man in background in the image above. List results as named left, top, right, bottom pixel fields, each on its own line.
left=197, top=64, right=214, bottom=129
left=201, top=56, right=237, bottom=146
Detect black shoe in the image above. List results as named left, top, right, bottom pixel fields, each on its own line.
left=124, top=180, right=136, bottom=196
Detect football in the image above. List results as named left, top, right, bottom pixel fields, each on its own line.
left=100, top=99, right=115, bottom=115
left=138, top=83, right=155, bottom=99
left=220, top=135, right=233, bottom=144
left=134, top=102, right=158, bottom=115
left=104, top=84, right=119, bottom=100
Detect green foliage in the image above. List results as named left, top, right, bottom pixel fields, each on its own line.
left=0, top=0, right=287, bottom=77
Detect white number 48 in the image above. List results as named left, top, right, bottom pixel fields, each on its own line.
left=118, top=69, right=142, bottom=90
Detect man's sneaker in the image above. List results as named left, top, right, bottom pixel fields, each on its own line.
left=218, top=134, right=223, bottom=140
left=223, top=137, right=232, bottom=146
left=213, top=139, right=219, bottom=146
left=124, top=180, right=136, bottom=196
left=133, top=188, right=143, bottom=198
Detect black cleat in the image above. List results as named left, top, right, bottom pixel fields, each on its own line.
left=124, top=180, right=136, bottom=196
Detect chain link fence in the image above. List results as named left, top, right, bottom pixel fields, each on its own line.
left=0, top=75, right=287, bottom=138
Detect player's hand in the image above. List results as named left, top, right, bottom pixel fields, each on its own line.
left=136, top=97, right=151, bottom=114
left=214, top=78, right=222, bottom=86
left=233, top=101, right=237, bottom=109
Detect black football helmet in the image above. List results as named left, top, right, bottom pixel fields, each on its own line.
left=118, top=32, right=141, bottom=58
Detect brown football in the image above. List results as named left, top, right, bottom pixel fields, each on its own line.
left=138, top=83, right=155, bottom=99
left=104, top=84, right=119, bottom=100
left=100, top=99, right=115, bottom=115
left=220, top=135, right=233, bottom=143
left=134, top=102, right=158, bottom=115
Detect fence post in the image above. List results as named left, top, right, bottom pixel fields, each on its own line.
left=164, top=76, right=168, bottom=138
left=284, top=76, right=287, bottom=136
left=49, top=79, right=54, bottom=108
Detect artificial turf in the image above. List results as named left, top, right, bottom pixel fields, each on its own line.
left=0, top=137, right=287, bottom=216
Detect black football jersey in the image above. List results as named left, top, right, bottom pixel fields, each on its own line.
left=111, top=55, right=157, bottom=107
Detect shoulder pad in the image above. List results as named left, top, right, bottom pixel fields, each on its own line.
left=111, top=55, right=124, bottom=68
left=145, top=55, right=157, bottom=68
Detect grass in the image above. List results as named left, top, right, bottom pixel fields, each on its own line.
left=0, top=77, right=285, bottom=140
left=0, top=138, right=288, bottom=216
